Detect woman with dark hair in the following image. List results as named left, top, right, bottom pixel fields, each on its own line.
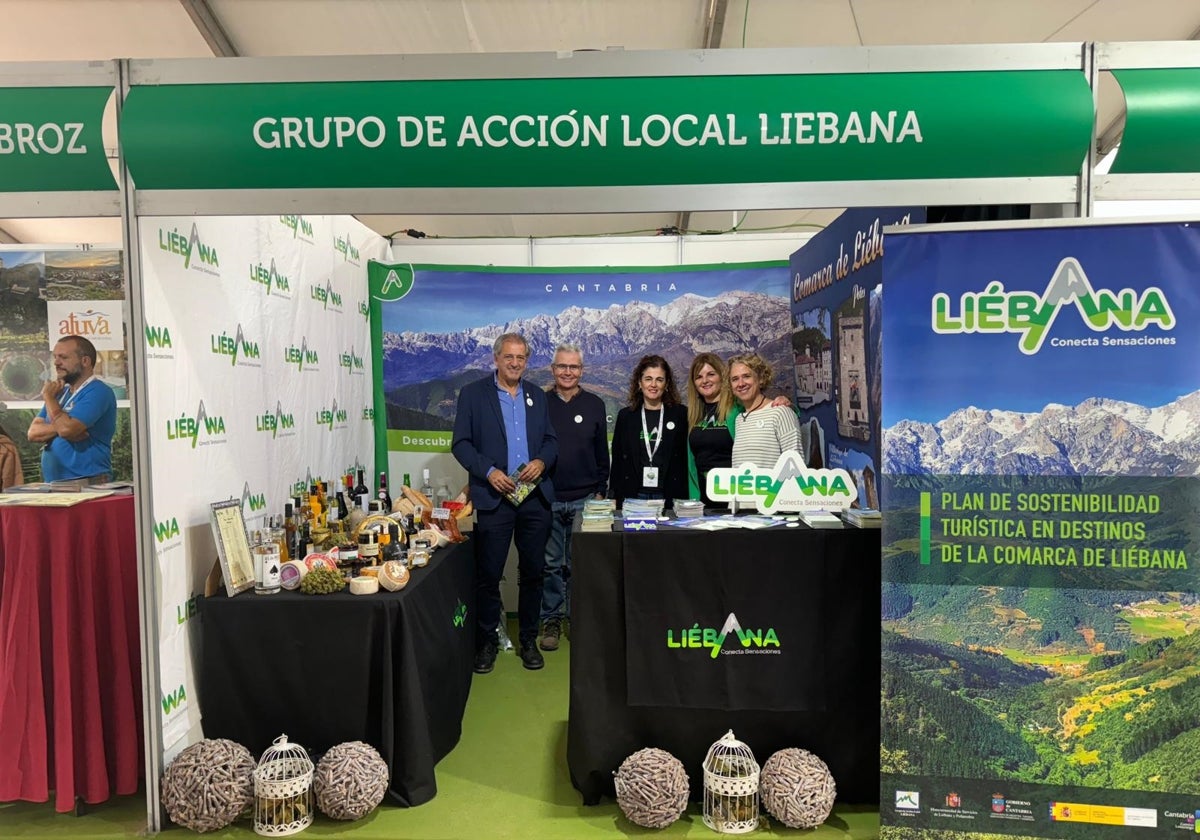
left=0, top=422, right=25, bottom=489
left=608, top=355, right=688, bottom=508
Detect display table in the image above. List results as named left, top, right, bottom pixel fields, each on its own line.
left=0, top=494, right=144, bottom=813
left=567, top=525, right=880, bottom=805
left=199, top=541, right=475, bottom=807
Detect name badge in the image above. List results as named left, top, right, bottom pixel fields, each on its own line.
left=643, top=466, right=659, bottom=488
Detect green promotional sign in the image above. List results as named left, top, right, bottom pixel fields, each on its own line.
left=120, top=71, right=1092, bottom=190
left=1110, top=68, right=1200, bottom=174
left=0, top=87, right=116, bottom=191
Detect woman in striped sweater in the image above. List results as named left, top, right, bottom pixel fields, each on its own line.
left=727, top=354, right=806, bottom=471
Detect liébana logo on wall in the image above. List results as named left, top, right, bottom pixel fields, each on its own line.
left=166, top=399, right=227, bottom=448
left=311, top=278, right=343, bottom=312
left=159, top=222, right=220, bottom=276
left=256, top=401, right=296, bottom=439
left=250, top=256, right=292, bottom=298
left=931, top=257, right=1176, bottom=354
left=707, top=450, right=855, bottom=514
left=668, top=612, right=781, bottom=658
left=210, top=323, right=261, bottom=367
left=279, top=214, right=315, bottom=243
left=283, top=336, right=319, bottom=371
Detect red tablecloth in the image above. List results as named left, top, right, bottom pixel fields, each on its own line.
left=0, top=494, right=144, bottom=812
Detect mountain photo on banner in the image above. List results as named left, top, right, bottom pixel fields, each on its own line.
left=373, top=263, right=792, bottom=452
left=879, top=221, right=1200, bottom=827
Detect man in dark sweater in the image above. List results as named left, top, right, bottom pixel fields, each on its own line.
left=540, top=343, right=610, bottom=651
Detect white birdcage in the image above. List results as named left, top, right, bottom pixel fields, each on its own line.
left=702, top=730, right=760, bottom=834
left=253, top=735, right=314, bottom=836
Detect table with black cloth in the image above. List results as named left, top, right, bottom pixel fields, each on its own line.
left=567, top=525, right=881, bottom=805
left=0, top=494, right=144, bottom=813
left=199, top=541, right=474, bottom=807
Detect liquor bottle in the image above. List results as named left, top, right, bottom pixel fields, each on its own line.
left=273, top=513, right=291, bottom=564
left=421, top=469, right=435, bottom=506
left=336, top=490, right=349, bottom=522
left=354, top=468, right=370, bottom=509
left=436, top=477, right=452, bottom=510
left=309, top=484, right=324, bottom=529
left=378, top=472, right=393, bottom=512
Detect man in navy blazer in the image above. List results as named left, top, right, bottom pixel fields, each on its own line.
left=452, top=332, right=558, bottom=674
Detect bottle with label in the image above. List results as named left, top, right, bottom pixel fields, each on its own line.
left=253, top=531, right=281, bottom=595
left=282, top=505, right=296, bottom=563
left=354, top=468, right=370, bottom=509
left=421, top=469, right=435, bottom=506
left=436, top=477, right=452, bottom=511
left=272, top=513, right=291, bottom=564
left=378, top=472, right=393, bottom=512
left=336, top=490, right=349, bottom=522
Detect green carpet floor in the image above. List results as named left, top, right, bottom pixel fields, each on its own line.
left=0, top=632, right=880, bottom=838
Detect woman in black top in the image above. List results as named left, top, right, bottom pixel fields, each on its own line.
left=685, top=352, right=735, bottom=505
left=609, top=355, right=688, bottom=508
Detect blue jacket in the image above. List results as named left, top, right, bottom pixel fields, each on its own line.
left=452, top=373, right=558, bottom=512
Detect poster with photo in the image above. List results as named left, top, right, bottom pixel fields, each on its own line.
left=367, top=262, right=793, bottom=453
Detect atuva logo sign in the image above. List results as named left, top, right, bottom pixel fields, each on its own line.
left=668, top=612, right=780, bottom=658
left=707, top=451, right=855, bottom=514
left=932, top=257, right=1176, bottom=355
left=249, top=257, right=292, bottom=297
left=166, top=400, right=227, bottom=448
left=284, top=337, right=319, bottom=371
left=279, top=214, right=314, bottom=242
left=211, top=323, right=261, bottom=366
left=159, top=223, right=220, bottom=274
left=57, top=309, right=111, bottom=339
left=256, top=401, right=296, bottom=438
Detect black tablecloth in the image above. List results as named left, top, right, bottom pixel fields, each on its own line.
left=199, top=541, right=475, bottom=806
left=567, top=526, right=880, bottom=805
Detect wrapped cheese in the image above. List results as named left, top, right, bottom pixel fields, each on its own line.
left=378, top=560, right=410, bottom=592
left=349, top=576, right=379, bottom=595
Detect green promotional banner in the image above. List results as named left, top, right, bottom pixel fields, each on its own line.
left=0, top=87, right=116, bottom=191
left=1110, top=69, right=1200, bottom=174
left=120, top=71, right=1092, bottom=190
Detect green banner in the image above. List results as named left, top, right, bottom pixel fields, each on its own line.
left=0, top=87, right=116, bottom=191
left=120, top=71, right=1092, bottom=189
left=1110, top=68, right=1200, bottom=174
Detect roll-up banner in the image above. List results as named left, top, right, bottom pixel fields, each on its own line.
left=880, top=220, right=1200, bottom=838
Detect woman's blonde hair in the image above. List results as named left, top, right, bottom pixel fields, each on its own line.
left=726, top=353, right=774, bottom=404
left=687, top=352, right=734, bottom=430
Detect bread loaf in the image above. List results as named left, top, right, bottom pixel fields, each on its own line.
left=401, top=484, right=433, bottom=511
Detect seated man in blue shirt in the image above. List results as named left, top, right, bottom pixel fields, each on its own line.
left=26, top=335, right=117, bottom=484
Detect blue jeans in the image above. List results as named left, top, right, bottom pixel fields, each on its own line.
left=541, top=497, right=586, bottom=624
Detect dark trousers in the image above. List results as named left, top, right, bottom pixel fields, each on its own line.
left=474, top=492, right=551, bottom=648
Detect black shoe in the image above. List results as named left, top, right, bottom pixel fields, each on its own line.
left=519, top=641, right=545, bottom=670
left=474, top=642, right=498, bottom=674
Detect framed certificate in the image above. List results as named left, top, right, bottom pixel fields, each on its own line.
left=210, top=499, right=255, bottom=597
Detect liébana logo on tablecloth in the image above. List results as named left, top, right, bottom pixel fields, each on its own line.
left=667, top=612, right=781, bottom=658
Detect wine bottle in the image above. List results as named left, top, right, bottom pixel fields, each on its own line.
left=402, top=472, right=412, bottom=490
left=336, top=490, right=349, bottom=521
left=378, top=472, right=393, bottom=512
left=354, top=468, right=370, bottom=509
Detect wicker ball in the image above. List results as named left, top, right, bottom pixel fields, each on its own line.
left=312, top=741, right=390, bottom=820
left=161, top=738, right=256, bottom=833
left=759, top=748, right=836, bottom=829
left=614, top=747, right=690, bottom=829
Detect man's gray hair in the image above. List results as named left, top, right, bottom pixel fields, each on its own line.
left=553, top=342, right=584, bottom=364
left=492, top=333, right=529, bottom=355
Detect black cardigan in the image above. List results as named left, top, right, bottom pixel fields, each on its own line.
left=608, top=403, right=689, bottom=507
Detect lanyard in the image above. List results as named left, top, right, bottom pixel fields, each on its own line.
left=640, top=405, right=664, bottom=462
left=60, top=376, right=95, bottom=413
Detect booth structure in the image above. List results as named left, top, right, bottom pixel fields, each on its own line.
left=2, top=40, right=1200, bottom=833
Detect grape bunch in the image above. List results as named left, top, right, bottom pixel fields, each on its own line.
left=300, top=567, right=346, bottom=595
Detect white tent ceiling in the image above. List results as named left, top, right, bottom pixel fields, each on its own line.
left=1, top=0, right=1198, bottom=245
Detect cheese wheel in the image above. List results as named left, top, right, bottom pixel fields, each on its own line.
left=349, top=576, right=379, bottom=595
left=279, top=560, right=308, bottom=590
left=303, top=552, right=336, bottom=572
left=418, top=527, right=450, bottom=549
left=378, top=560, right=410, bottom=592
